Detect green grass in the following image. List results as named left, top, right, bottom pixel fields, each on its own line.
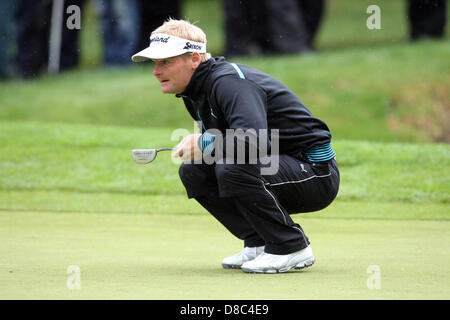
left=2, top=0, right=448, bottom=143
left=1, top=211, right=449, bottom=299
left=1, top=40, right=449, bottom=143
left=1, top=121, right=448, bottom=205
left=0, top=121, right=449, bottom=299
left=0, top=0, right=449, bottom=300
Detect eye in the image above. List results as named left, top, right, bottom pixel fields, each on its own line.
left=152, top=60, right=169, bottom=67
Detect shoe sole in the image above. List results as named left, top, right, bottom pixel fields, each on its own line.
left=294, top=257, right=315, bottom=270
left=222, top=263, right=242, bottom=269
left=241, top=257, right=315, bottom=274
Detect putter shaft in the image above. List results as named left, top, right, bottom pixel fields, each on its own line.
left=156, top=148, right=173, bottom=152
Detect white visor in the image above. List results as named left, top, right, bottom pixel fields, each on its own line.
left=131, top=33, right=207, bottom=62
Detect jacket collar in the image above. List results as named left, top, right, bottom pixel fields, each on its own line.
left=176, top=57, right=225, bottom=100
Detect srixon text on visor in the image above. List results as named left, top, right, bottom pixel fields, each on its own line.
left=183, top=42, right=202, bottom=50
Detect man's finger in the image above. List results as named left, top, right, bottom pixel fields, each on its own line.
left=172, top=145, right=183, bottom=158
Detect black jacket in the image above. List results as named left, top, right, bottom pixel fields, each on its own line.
left=177, top=56, right=332, bottom=159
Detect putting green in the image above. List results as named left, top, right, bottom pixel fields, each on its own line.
left=1, top=209, right=448, bottom=299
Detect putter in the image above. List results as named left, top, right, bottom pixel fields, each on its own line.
left=131, top=148, right=173, bottom=164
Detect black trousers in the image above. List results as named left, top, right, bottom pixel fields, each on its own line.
left=15, top=0, right=85, bottom=78
left=137, top=0, right=180, bottom=53
left=224, top=0, right=325, bottom=56
left=179, top=155, right=339, bottom=255
left=408, top=0, right=446, bottom=40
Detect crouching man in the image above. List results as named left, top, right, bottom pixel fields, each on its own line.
left=131, top=19, right=339, bottom=273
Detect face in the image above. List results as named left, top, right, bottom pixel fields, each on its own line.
left=152, top=53, right=201, bottom=94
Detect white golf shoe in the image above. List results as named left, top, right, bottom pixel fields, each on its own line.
left=222, top=246, right=265, bottom=269
left=241, top=245, right=315, bottom=274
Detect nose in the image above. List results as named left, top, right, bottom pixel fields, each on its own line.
left=152, top=64, right=161, bottom=77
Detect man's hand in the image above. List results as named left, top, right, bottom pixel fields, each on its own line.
left=172, top=133, right=202, bottom=161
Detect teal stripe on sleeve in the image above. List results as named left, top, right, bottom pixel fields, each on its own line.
left=305, top=143, right=336, bottom=162
left=200, top=132, right=216, bottom=155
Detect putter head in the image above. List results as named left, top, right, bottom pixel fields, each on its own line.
left=132, top=149, right=157, bottom=164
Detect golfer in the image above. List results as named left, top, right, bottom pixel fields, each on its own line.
left=132, top=19, right=339, bottom=273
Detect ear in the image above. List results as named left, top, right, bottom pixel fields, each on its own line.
left=191, top=52, right=202, bottom=69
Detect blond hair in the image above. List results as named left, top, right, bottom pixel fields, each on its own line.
left=152, top=19, right=211, bottom=62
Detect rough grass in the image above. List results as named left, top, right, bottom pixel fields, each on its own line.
left=1, top=40, right=449, bottom=143
left=1, top=121, right=448, bottom=208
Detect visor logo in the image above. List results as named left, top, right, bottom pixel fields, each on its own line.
left=183, top=42, right=203, bottom=50
left=150, top=36, right=170, bottom=44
